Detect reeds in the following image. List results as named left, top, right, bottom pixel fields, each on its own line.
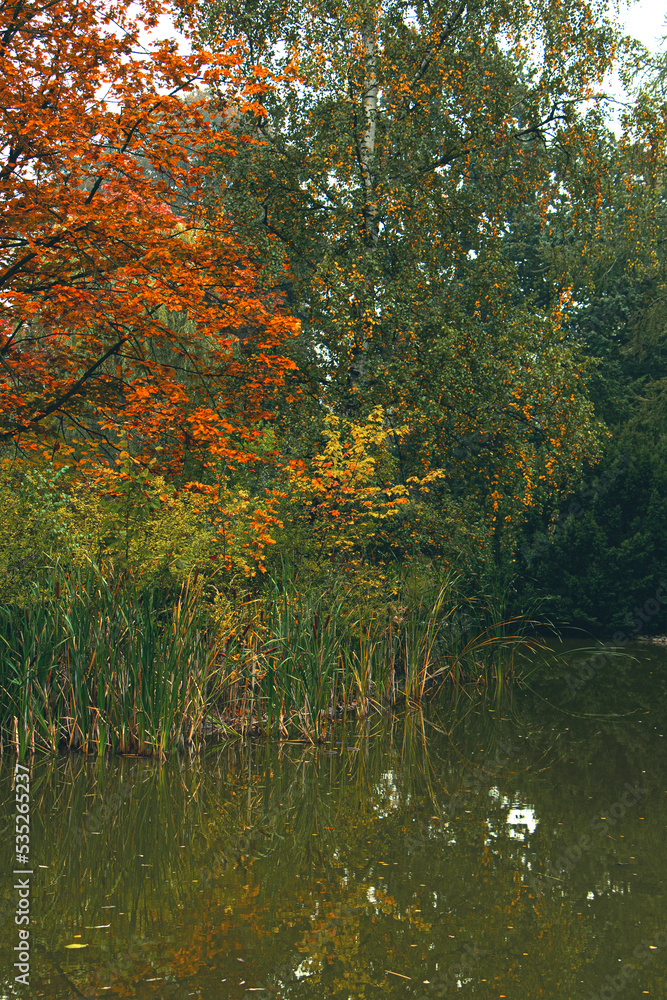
left=0, top=562, right=545, bottom=756
left=0, top=563, right=226, bottom=758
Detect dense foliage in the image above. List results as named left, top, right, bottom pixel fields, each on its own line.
left=514, top=97, right=667, bottom=634
left=2, top=0, right=667, bottom=754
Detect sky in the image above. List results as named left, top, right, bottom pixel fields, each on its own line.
left=602, top=0, right=667, bottom=129
left=144, top=0, right=667, bottom=54
left=137, top=0, right=667, bottom=127
left=620, top=0, right=667, bottom=48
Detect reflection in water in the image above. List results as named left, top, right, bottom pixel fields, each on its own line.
left=0, top=643, right=665, bottom=998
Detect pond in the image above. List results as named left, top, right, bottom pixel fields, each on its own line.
left=1, top=641, right=666, bottom=998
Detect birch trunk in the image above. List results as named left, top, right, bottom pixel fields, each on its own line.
left=360, top=13, right=379, bottom=246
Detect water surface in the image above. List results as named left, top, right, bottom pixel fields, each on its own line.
left=1, top=642, right=666, bottom=998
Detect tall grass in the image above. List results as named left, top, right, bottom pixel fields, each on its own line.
left=0, top=564, right=226, bottom=758
left=0, top=562, right=545, bottom=756
left=206, top=567, right=545, bottom=737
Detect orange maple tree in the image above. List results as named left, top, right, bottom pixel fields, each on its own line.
left=0, top=0, right=299, bottom=482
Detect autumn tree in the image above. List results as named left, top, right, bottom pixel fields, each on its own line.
left=0, top=0, right=299, bottom=485
left=182, top=0, right=621, bottom=575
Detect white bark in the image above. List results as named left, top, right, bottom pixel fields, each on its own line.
left=360, top=13, right=379, bottom=246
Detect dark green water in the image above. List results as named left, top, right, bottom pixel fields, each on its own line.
left=1, top=643, right=666, bottom=999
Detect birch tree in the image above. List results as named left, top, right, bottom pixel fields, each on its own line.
left=186, top=0, right=621, bottom=560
